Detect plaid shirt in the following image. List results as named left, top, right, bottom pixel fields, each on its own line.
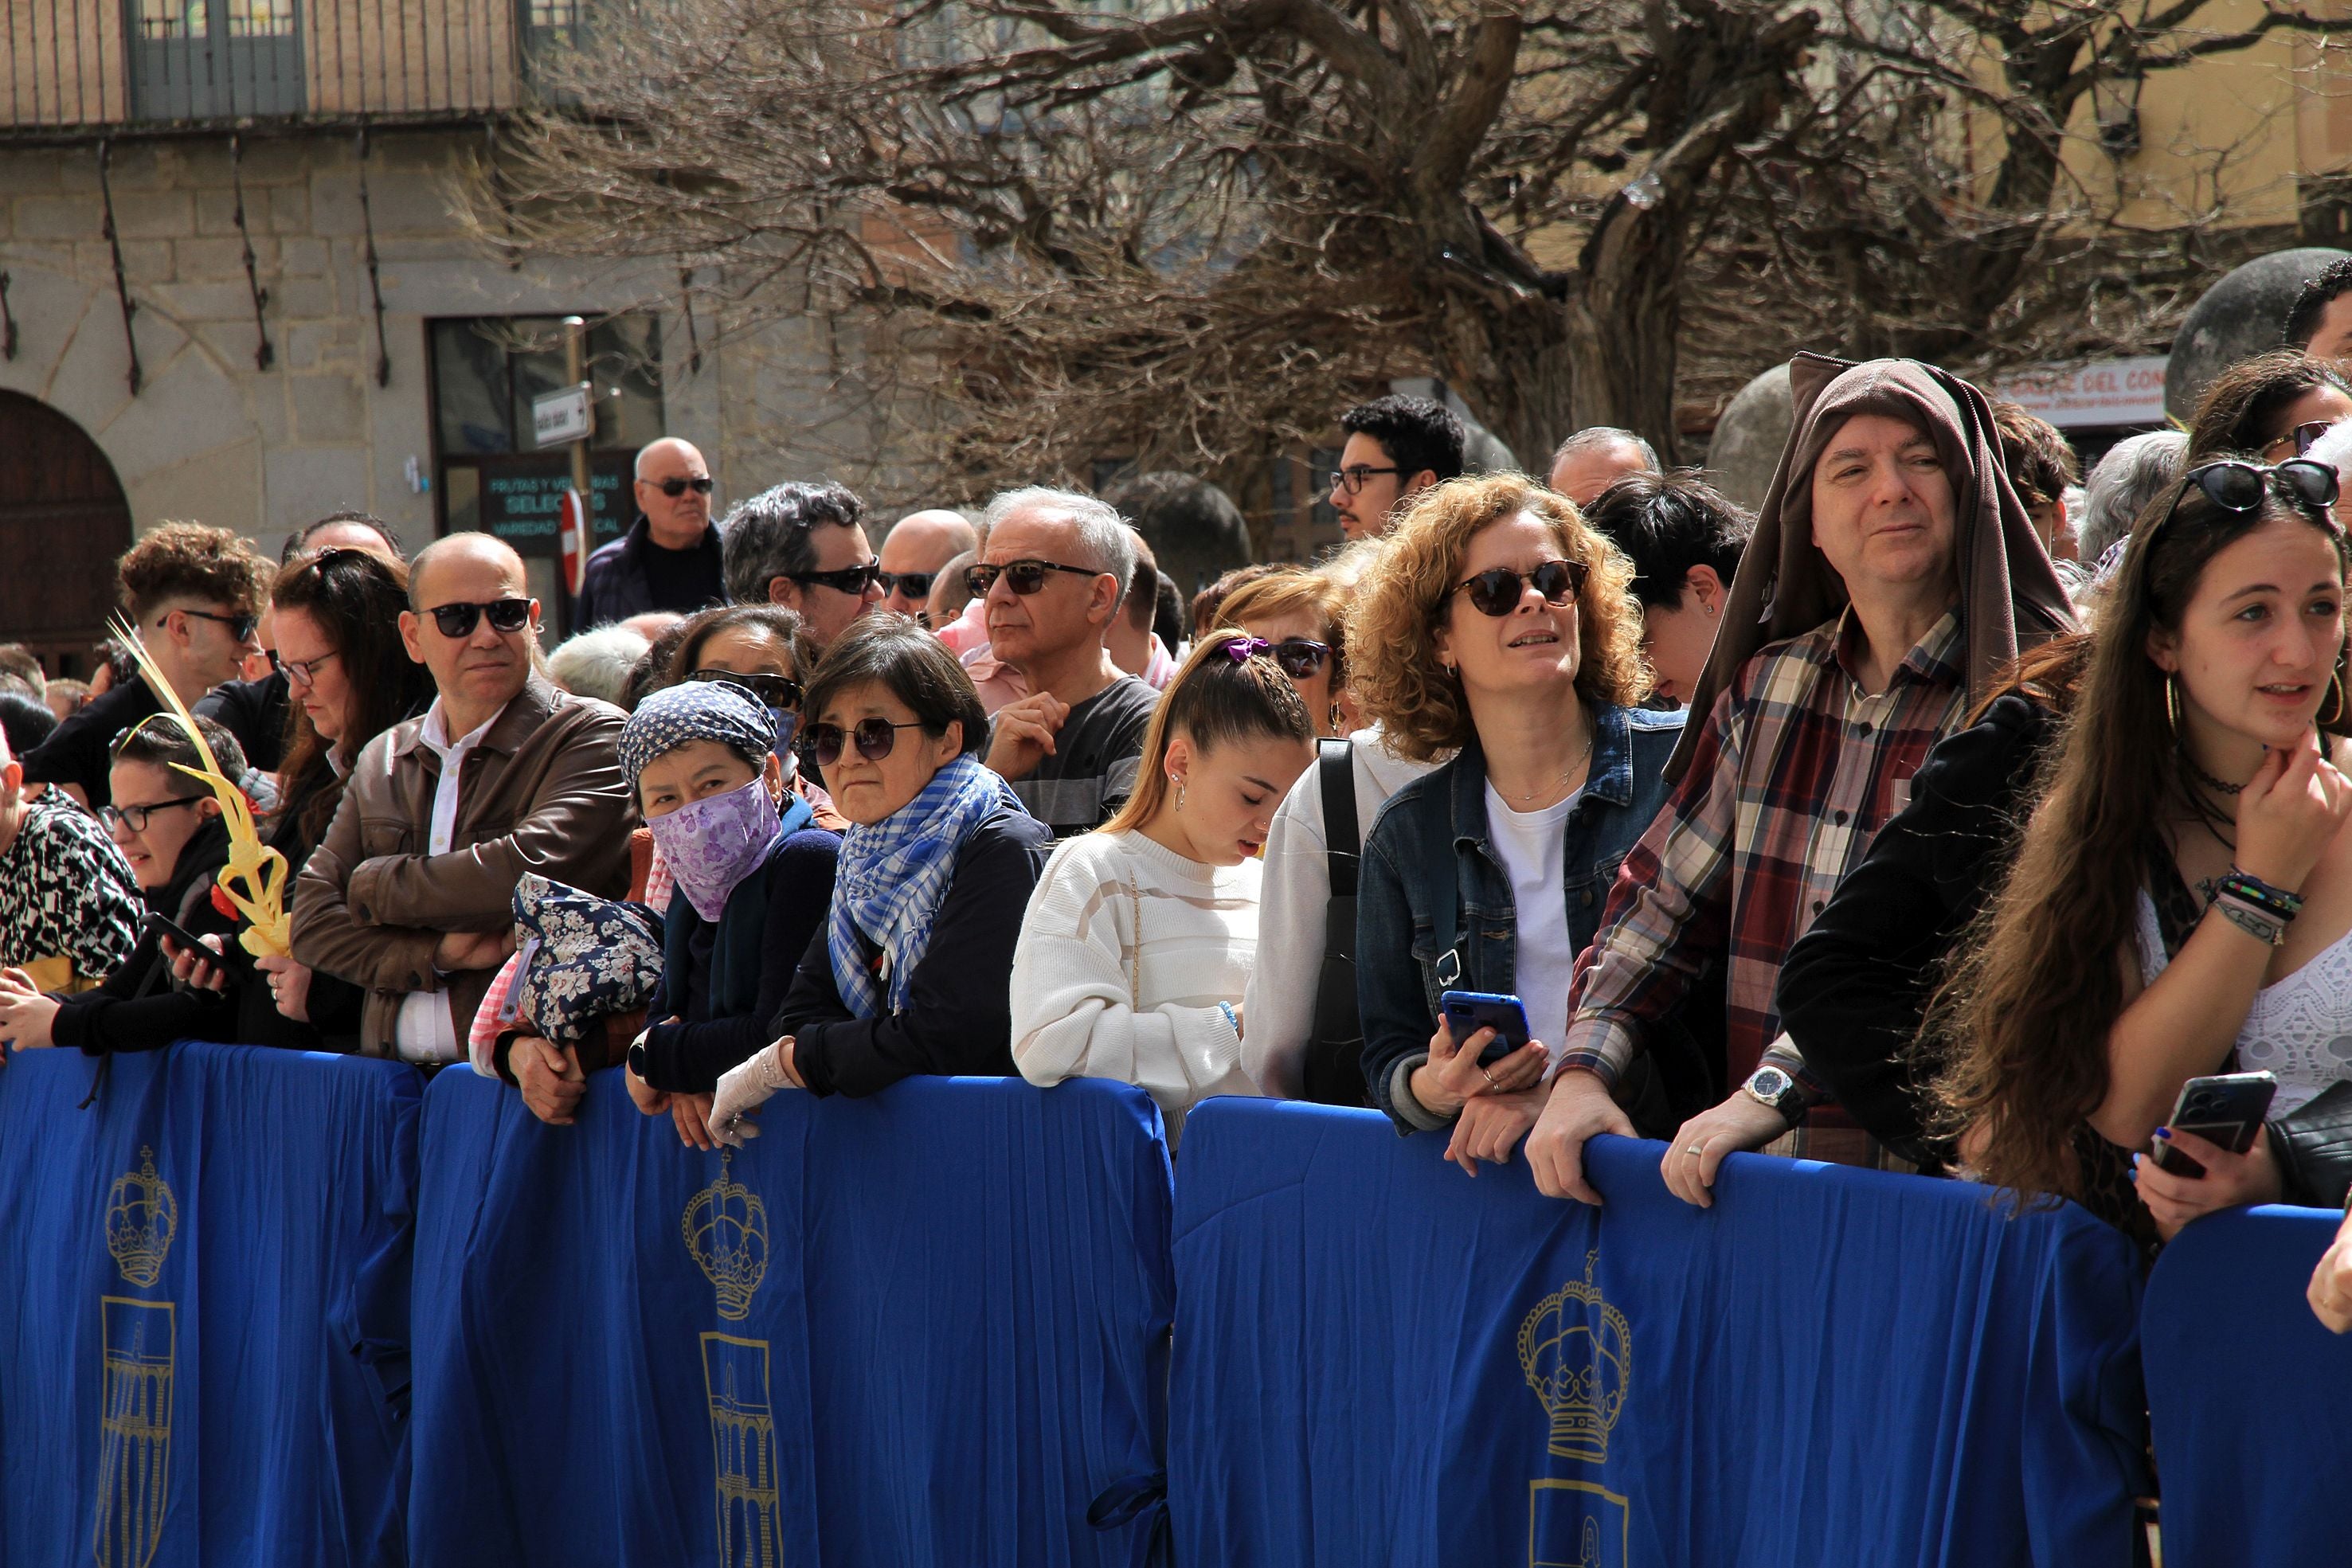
left=1560, top=609, right=1967, bottom=1165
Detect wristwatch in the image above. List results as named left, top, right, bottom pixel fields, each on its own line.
left=1740, top=1063, right=1808, bottom=1126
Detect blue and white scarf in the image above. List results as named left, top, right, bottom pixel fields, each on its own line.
left=828, top=755, right=1029, bottom=1019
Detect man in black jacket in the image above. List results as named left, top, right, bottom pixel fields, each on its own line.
left=575, top=438, right=729, bottom=628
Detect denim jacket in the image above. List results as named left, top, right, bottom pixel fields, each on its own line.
left=1356, top=702, right=1686, bottom=1134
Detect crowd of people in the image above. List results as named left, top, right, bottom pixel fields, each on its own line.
left=13, top=284, right=2352, bottom=1334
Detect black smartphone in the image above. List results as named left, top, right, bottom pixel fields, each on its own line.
left=1439, top=990, right=1533, bottom=1066
left=2149, top=1070, right=2279, bottom=1179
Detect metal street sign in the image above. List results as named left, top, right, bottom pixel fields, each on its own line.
left=531, top=382, right=592, bottom=448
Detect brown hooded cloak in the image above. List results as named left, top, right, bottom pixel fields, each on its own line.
left=1665, top=352, right=2079, bottom=782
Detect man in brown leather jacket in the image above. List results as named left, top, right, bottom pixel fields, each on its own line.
left=292, top=533, right=632, bottom=1073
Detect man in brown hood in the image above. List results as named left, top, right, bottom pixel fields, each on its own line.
left=1514, top=354, right=2076, bottom=1206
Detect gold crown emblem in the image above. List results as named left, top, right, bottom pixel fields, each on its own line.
left=105, top=1147, right=179, bottom=1289
left=1517, top=1250, right=1631, bottom=1464
left=681, top=1152, right=769, bottom=1321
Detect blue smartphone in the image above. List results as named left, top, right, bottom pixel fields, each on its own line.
left=1440, top=990, right=1532, bottom=1066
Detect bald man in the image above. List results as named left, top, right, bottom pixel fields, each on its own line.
left=293, top=531, right=632, bottom=1089
left=576, top=436, right=729, bottom=627
left=878, top=508, right=977, bottom=624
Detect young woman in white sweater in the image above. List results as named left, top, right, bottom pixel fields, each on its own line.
left=1011, top=630, right=1318, bottom=1139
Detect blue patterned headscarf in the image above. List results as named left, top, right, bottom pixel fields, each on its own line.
left=828, top=755, right=1028, bottom=1018
left=619, top=680, right=776, bottom=783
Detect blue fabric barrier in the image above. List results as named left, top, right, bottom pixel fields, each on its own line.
left=1168, top=1099, right=2150, bottom=1567
left=2144, top=1205, right=2352, bottom=1566
left=408, top=1069, right=1176, bottom=1567
left=0, top=1042, right=419, bottom=1568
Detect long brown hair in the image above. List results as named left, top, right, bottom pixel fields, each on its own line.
left=1102, top=631, right=1314, bottom=835
left=272, top=548, right=430, bottom=840
left=1927, top=465, right=2351, bottom=1205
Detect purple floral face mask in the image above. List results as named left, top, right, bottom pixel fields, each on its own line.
left=644, top=776, right=780, bottom=923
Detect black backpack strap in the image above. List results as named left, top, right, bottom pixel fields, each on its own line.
left=1319, top=738, right=1359, bottom=891
left=1304, top=738, right=1368, bottom=1106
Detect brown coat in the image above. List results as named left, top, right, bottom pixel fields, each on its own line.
left=292, top=675, right=635, bottom=1058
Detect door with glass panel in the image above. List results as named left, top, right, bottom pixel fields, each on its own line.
left=126, top=0, right=303, bottom=121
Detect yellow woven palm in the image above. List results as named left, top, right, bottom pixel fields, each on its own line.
left=109, top=615, right=291, bottom=959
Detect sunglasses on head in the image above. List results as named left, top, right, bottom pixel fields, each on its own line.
left=168, top=607, right=260, bottom=642
left=798, top=717, right=926, bottom=768
left=964, top=559, right=1101, bottom=598
left=687, top=667, right=803, bottom=712
left=425, top=596, right=534, bottom=639
left=877, top=569, right=934, bottom=599
left=1450, top=559, right=1588, bottom=618
left=2173, top=458, right=2340, bottom=518
left=788, top=562, right=883, bottom=596
left=649, top=475, right=714, bottom=498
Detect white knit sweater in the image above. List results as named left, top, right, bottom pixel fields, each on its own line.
left=1010, top=828, right=1265, bottom=1140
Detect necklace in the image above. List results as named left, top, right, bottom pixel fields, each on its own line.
left=2182, top=750, right=2245, bottom=797
left=1497, top=729, right=1597, bottom=806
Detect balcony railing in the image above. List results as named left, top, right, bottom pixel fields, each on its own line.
left=3, top=0, right=586, bottom=132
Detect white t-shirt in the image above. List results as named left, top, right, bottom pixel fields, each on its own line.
left=1483, top=783, right=1581, bottom=1056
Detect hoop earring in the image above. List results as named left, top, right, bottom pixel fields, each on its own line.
left=1328, top=702, right=1344, bottom=733
left=1172, top=776, right=1187, bottom=811
left=2325, top=671, right=2347, bottom=729
left=2165, top=677, right=2181, bottom=737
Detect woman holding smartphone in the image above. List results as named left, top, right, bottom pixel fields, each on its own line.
left=1350, top=475, right=1684, bottom=1167
left=1932, top=454, right=2352, bottom=1245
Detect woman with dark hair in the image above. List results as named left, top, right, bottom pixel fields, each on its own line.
left=2187, top=350, right=2352, bottom=464
left=705, top=616, right=1052, bottom=1143
left=1932, top=454, right=2352, bottom=1246
left=1008, top=629, right=1318, bottom=1138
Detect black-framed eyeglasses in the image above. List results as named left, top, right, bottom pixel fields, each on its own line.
left=1329, top=464, right=1402, bottom=498
left=280, top=649, right=341, bottom=689
left=647, top=475, right=714, bottom=498
left=878, top=569, right=935, bottom=600
left=166, top=607, right=259, bottom=642
left=964, top=559, right=1102, bottom=598
left=798, top=718, right=926, bottom=768
left=1451, top=559, right=1588, bottom=618
left=687, top=667, right=804, bottom=712
left=100, top=796, right=207, bottom=834
left=425, top=597, right=534, bottom=639
left=788, top=563, right=884, bottom=597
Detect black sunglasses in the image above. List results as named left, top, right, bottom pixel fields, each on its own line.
left=425, top=597, right=534, bottom=639
left=687, top=667, right=803, bottom=712
left=648, top=475, right=714, bottom=498
left=2166, top=459, right=2341, bottom=526
left=100, top=796, right=207, bottom=834
left=169, top=607, right=260, bottom=642
left=1451, top=559, right=1587, bottom=618
left=877, top=569, right=935, bottom=599
left=799, top=718, right=926, bottom=768
left=788, top=562, right=883, bottom=596
left=964, top=559, right=1102, bottom=598
left=1258, top=637, right=1333, bottom=678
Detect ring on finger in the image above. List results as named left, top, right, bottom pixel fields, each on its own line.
left=1685, top=1144, right=1705, bottom=1157
left=1480, top=1066, right=1500, bottom=1090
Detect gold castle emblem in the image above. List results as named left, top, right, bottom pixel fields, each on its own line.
left=1518, top=1251, right=1631, bottom=1465
left=682, top=1151, right=770, bottom=1323
left=105, top=1148, right=178, bottom=1290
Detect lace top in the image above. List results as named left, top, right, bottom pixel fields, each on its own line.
left=2135, top=892, right=2352, bottom=1115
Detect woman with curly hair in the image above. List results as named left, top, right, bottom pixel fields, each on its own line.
left=1350, top=472, right=1681, bottom=1165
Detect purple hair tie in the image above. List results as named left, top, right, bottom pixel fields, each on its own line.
left=1219, top=635, right=1274, bottom=663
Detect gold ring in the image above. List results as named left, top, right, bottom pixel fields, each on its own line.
left=1685, top=1144, right=1705, bottom=1157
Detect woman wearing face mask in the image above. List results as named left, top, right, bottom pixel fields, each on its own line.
left=705, top=617, right=1051, bottom=1144
left=614, top=681, right=842, bottom=1148
left=0, top=717, right=247, bottom=1054
left=1932, top=455, right=2352, bottom=1247
left=1005, top=631, right=1319, bottom=1140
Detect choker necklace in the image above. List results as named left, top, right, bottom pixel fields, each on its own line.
left=1497, top=730, right=1597, bottom=806
left=2182, top=751, right=2245, bottom=797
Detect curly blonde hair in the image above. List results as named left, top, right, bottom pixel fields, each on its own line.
left=1348, top=473, right=1648, bottom=763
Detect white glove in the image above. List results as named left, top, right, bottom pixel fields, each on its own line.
left=707, top=1038, right=796, bottom=1147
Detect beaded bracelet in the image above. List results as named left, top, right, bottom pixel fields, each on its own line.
left=2218, top=869, right=2304, bottom=919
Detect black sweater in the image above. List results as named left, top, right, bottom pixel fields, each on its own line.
left=1776, top=693, right=2058, bottom=1165
left=777, top=809, right=1054, bottom=1098
left=52, top=819, right=240, bottom=1054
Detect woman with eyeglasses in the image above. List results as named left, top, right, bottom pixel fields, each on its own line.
left=617, top=680, right=842, bottom=1150
left=1005, top=631, right=1317, bottom=1141
left=2187, top=350, right=2352, bottom=466
left=1211, top=569, right=1356, bottom=738
left=0, top=717, right=249, bottom=1054
left=702, top=616, right=1051, bottom=1144
left=1348, top=474, right=1684, bottom=1165
left=1929, top=453, right=2352, bottom=1247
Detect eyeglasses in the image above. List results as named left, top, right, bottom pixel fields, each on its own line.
left=1451, top=559, right=1589, bottom=617
left=1329, top=464, right=1402, bottom=499
left=424, top=597, right=534, bottom=639
left=647, top=475, right=714, bottom=498
left=280, top=649, right=341, bottom=689
left=688, top=667, right=804, bottom=712
left=963, top=559, right=1102, bottom=598
left=788, top=563, right=884, bottom=597
left=100, top=796, right=206, bottom=834
left=799, top=718, right=926, bottom=768
left=166, top=608, right=260, bottom=642
left=877, top=569, right=935, bottom=600
left=2273, top=422, right=2336, bottom=459
left=2171, top=459, right=2341, bottom=520
left=1265, top=637, right=1333, bottom=678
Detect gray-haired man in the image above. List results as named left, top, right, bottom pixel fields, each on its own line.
left=969, top=487, right=1157, bottom=838
left=720, top=480, right=886, bottom=657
